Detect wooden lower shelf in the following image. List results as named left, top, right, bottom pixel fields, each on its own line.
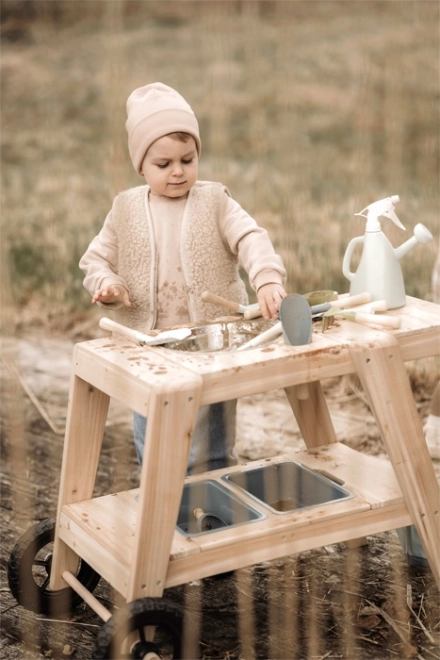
left=58, top=443, right=412, bottom=599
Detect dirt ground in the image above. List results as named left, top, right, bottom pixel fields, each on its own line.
left=1, top=331, right=439, bottom=659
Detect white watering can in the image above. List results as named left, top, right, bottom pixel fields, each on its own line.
left=342, top=195, right=433, bottom=309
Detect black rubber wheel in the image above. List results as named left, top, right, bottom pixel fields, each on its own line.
left=92, top=597, right=184, bottom=659
left=8, top=517, right=101, bottom=617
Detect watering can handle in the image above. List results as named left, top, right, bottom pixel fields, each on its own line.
left=342, top=236, right=365, bottom=282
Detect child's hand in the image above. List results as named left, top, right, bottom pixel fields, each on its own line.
left=257, top=283, right=286, bottom=320
left=92, top=285, right=131, bottom=307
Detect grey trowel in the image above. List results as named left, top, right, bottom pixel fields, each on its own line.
left=237, top=293, right=315, bottom=351
left=279, top=294, right=313, bottom=346
left=279, top=294, right=313, bottom=400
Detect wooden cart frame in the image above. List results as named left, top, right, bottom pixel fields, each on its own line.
left=47, top=296, right=439, bottom=646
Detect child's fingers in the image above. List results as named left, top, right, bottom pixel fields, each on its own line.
left=92, top=288, right=106, bottom=304
left=258, top=284, right=286, bottom=320
left=266, top=298, right=280, bottom=319
left=121, top=290, right=132, bottom=307
left=92, top=286, right=113, bottom=304
left=258, top=298, right=270, bottom=320
left=92, top=286, right=131, bottom=307
left=259, top=293, right=277, bottom=320
left=114, top=286, right=131, bottom=306
left=272, top=289, right=284, bottom=309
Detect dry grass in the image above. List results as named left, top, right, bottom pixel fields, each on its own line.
left=1, top=0, right=439, bottom=335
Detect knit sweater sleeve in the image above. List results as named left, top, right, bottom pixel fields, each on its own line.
left=79, top=207, right=129, bottom=304
left=219, top=191, right=287, bottom=292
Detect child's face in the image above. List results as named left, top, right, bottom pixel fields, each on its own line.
left=141, top=135, right=198, bottom=198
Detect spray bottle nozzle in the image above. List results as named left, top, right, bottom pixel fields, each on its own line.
left=355, top=195, right=405, bottom=231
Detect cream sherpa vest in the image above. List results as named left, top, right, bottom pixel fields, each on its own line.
left=111, top=181, right=248, bottom=331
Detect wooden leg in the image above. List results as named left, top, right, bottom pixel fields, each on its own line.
left=350, top=336, right=440, bottom=586
left=285, top=381, right=367, bottom=548
left=345, top=537, right=368, bottom=549
left=50, top=374, right=110, bottom=590
left=284, top=380, right=337, bottom=448
left=126, top=377, right=202, bottom=601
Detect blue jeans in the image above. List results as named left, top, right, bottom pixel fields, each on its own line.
left=133, top=400, right=238, bottom=475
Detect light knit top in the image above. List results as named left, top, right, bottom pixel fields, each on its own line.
left=149, top=194, right=189, bottom=328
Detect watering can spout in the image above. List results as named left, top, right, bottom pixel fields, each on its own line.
left=393, top=223, right=433, bottom=260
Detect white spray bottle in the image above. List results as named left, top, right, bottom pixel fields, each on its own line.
left=342, top=195, right=433, bottom=309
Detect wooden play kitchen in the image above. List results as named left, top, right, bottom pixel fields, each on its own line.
left=9, top=295, right=440, bottom=658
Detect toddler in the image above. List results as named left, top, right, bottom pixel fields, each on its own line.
left=80, top=82, right=287, bottom=473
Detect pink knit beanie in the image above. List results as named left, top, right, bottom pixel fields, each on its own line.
left=125, top=82, right=201, bottom=174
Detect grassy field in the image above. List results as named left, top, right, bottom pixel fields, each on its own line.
left=1, top=0, right=439, bottom=335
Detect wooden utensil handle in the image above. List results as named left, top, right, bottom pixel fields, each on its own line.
left=332, top=292, right=372, bottom=309
left=99, top=317, right=151, bottom=344
left=354, top=312, right=401, bottom=329
left=360, top=300, right=388, bottom=313
left=236, top=321, right=283, bottom=351
left=201, top=291, right=241, bottom=312
left=243, top=305, right=262, bottom=319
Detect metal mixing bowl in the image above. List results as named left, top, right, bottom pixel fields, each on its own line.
left=165, top=319, right=275, bottom=353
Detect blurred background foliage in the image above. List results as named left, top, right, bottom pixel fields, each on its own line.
left=1, top=0, right=438, bottom=335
